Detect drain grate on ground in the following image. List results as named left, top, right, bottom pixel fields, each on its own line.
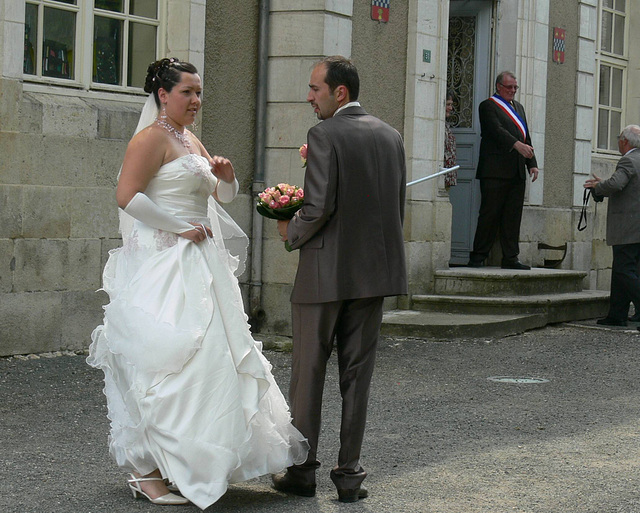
left=487, top=376, right=550, bottom=384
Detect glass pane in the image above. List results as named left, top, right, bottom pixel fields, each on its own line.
left=128, top=23, right=156, bottom=87
left=610, top=111, right=621, bottom=150
left=93, top=16, right=122, bottom=85
left=54, top=0, right=77, bottom=4
left=601, top=10, right=612, bottom=52
left=24, top=3, right=37, bottom=75
left=603, top=0, right=613, bottom=7
left=131, top=0, right=157, bottom=19
left=615, top=0, right=625, bottom=12
left=597, top=109, right=609, bottom=150
left=613, top=14, right=625, bottom=55
left=611, top=67, right=623, bottom=108
left=599, top=65, right=610, bottom=106
left=95, top=0, right=123, bottom=12
left=43, top=7, right=75, bottom=79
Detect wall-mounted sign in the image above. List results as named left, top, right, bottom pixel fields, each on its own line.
left=553, top=28, right=565, bottom=64
left=372, top=0, right=390, bottom=23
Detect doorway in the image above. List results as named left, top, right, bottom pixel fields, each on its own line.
left=447, top=0, right=493, bottom=265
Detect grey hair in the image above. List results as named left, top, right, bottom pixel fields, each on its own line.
left=495, top=71, right=516, bottom=90
left=620, top=125, right=640, bottom=148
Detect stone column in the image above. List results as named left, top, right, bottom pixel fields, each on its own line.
left=402, top=0, right=451, bottom=296
left=260, top=1, right=353, bottom=329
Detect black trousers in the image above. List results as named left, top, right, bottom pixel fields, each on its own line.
left=608, top=243, right=640, bottom=321
left=469, top=177, right=526, bottom=264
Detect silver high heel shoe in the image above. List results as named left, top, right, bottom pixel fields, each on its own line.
left=127, top=473, right=189, bottom=505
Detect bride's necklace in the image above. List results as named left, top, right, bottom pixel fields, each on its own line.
left=155, top=118, right=192, bottom=152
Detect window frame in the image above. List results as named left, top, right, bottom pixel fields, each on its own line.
left=23, top=0, right=164, bottom=94
left=594, top=0, right=629, bottom=154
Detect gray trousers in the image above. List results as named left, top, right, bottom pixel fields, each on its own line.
left=288, top=296, right=384, bottom=490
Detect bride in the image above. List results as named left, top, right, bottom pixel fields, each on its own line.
left=88, top=58, right=308, bottom=509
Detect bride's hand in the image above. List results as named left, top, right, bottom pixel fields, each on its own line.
left=209, top=156, right=235, bottom=184
left=179, top=223, right=213, bottom=243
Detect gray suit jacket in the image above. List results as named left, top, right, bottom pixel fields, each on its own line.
left=593, top=148, right=640, bottom=246
left=287, top=106, right=407, bottom=303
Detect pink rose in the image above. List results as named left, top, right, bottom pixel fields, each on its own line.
left=279, top=195, right=290, bottom=206
left=295, top=188, right=304, bottom=199
left=299, top=144, right=308, bottom=160
left=269, top=200, right=278, bottom=209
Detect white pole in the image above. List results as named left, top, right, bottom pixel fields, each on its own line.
left=406, top=166, right=460, bottom=187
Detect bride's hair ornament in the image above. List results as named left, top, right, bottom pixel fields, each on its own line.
left=144, top=58, right=199, bottom=107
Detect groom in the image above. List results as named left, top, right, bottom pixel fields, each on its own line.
left=274, top=56, right=407, bottom=502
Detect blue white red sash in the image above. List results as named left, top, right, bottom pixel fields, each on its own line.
left=490, top=94, right=527, bottom=140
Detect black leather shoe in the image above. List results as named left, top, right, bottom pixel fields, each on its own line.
left=467, top=260, right=484, bottom=268
left=272, top=473, right=316, bottom=497
left=337, top=485, right=368, bottom=503
left=596, top=317, right=627, bottom=327
left=629, top=312, right=640, bottom=322
left=501, top=261, right=531, bottom=270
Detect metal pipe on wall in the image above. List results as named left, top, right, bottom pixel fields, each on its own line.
left=249, top=0, right=269, bottom=330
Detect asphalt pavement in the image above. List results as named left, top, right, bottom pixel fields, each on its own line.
left=2, top=321, right=640, bottom=513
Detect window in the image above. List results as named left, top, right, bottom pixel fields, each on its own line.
left=595, top=0, right=627, bottom=152
left=24, top=0, right=159, bottom=90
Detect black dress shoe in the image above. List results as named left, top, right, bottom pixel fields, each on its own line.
left=501, top=261, right=531, bottom=270
left=337, top=485, right=368, bottom=503
left=596, top=317, right=627, bottom=327
left=629, top=312, right=640, bottom=322
left=272, top=473, right=316, bottom=497
left=467, top=260, right=484, bottom=268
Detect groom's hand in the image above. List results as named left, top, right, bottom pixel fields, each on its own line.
left=277, top=220, right=289, bottom=241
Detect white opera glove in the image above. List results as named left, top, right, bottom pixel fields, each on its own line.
left=123, top=192, right=194, bottom=234
left=215, top=177, right=239, bottom=203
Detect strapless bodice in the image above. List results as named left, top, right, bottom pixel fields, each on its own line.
left=144, top=154, right=217, bottom=224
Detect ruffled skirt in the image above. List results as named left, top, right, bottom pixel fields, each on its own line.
left=88, top=234, right=308, bottom=509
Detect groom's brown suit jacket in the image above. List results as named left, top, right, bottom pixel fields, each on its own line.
left=287, top=106, right=407, bottom=303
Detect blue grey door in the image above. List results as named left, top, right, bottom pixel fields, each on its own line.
left=447, top=0, right=493, bottom=265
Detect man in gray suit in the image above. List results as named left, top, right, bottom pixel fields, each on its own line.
left=273, top=56, right=407, bottom=502
left=584, top=124, right=640, bottom=327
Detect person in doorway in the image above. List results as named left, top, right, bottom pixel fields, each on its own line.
left=584, top=124, right=640, bottom=328
left=273, top=56, right=407, bottom=503
left=444, top=89, right=458, bottom=188
left=467, top=71, right=539, bottom=269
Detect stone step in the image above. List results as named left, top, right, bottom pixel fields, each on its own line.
left=381, top=310, right=547, bottom=339
left=434, top=267, right=588, bottom=297
left=411, top=290, right=609, bottom=324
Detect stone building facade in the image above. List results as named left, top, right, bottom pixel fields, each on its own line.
left=1, top=0, right=637, bottom=355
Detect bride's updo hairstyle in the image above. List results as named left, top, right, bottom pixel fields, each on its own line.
left=144, top=57, right=198, bottom=107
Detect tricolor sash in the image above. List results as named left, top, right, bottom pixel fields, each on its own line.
left=490, top=94, right=527, bottom=140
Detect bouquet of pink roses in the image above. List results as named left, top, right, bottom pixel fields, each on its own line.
left=256, top=183, right=305, bottom=221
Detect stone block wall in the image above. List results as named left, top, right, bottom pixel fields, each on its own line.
left=0, top=78, right=139, bottom=356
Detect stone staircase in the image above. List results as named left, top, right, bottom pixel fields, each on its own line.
left=381, top=267, right=609, bottom=339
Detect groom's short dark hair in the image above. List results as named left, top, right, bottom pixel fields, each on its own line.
left=320, top=56, right=360, bottom=101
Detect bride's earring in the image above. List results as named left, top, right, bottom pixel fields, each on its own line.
left=159, top=104, right=168, bottom=120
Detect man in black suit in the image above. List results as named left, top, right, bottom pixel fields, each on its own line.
left=468, top=71, right=539, bottom=270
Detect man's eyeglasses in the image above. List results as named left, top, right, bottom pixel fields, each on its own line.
left=498, top=84, right=519, bottom=91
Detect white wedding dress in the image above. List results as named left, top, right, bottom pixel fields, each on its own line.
left=88, top=153, right=308, bottom=510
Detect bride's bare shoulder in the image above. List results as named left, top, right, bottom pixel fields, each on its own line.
left=128, top=124, right=168, bottom=151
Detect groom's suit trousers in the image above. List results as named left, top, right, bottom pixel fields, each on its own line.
left=288, top=296, right=384, bottom=490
